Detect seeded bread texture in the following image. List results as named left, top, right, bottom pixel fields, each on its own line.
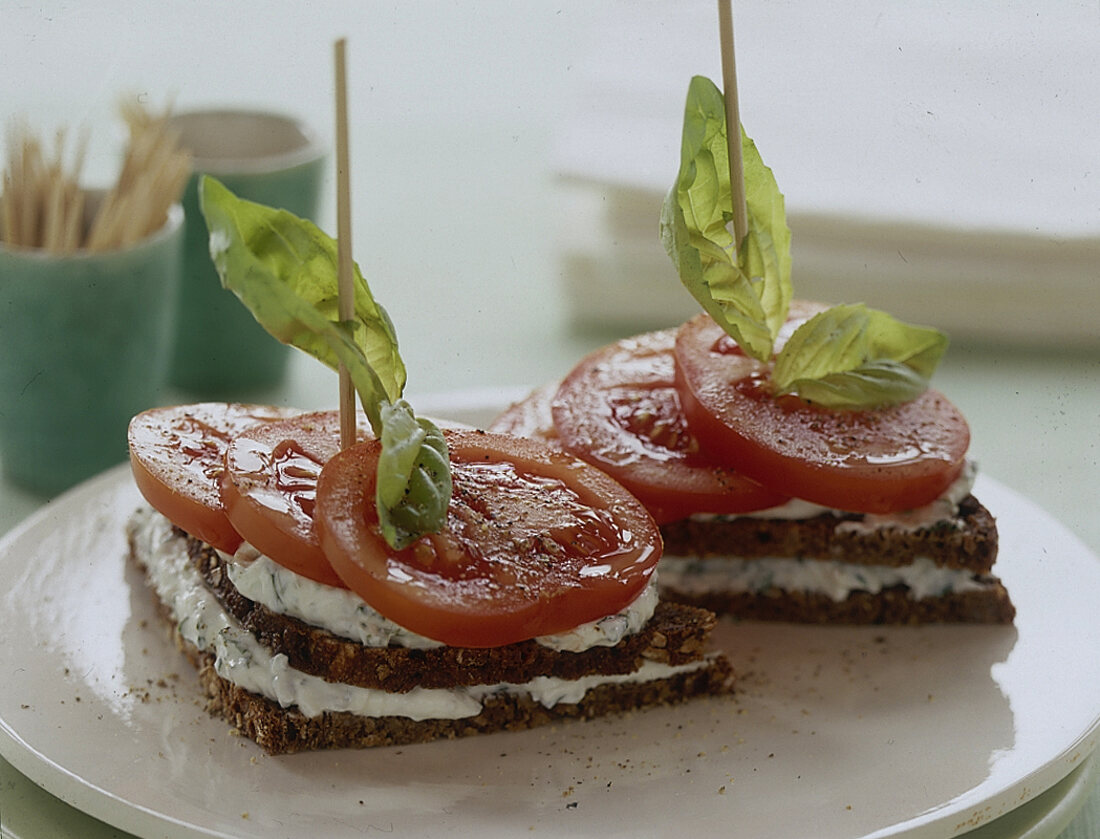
left=661, top=579, right=1015, bottom=625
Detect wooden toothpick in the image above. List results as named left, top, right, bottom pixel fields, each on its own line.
left=334, top=38, right=356, bottom=450
left=718, top=0, right=748, bottom=251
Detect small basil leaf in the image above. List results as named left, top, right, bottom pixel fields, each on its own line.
left=774, top=304, right=948, bottom=408
left=784, top=360, right=932, bottom=409
left=376, top=401, right=452, bottom=550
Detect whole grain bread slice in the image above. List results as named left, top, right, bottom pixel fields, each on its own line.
left=660, top=579, right=1015, bottom=625
left=134, top=527, right=735, bottom=755
left=180, top=531, right=721, bottom=692
left=169, top=632, right=733, bottom=754
left=659, top=494, right=999, bottom=572
left=656, top=494, right=1013, bottom=623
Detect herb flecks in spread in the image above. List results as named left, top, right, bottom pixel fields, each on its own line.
left=659, top=75, right=948, bottom=410
left=199, top=176, right=451, bottom=548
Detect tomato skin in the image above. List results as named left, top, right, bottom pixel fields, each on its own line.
left=128, top=403, right=299, bottom=552
left=548, top=329, right=788, bottom=523
left=220, top=411, right=359, bottom=588
left=674, top=312, right=970, bottom=513
left=315, top=430, right=661, bottom=648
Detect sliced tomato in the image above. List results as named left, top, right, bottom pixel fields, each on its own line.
left=674, top=309, right=970, bottom=513
left=315, top=430, right=660, bottom=648
left=220, top=410, right=365, bottom=588
left=128, top=403, right=299, bottom=552
left=548, top=329, right=788, bottom=523
left=489, top=383, right=560, bottom=442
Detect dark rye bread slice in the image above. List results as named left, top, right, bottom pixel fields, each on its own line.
left=168, top=631, right=734, bottom=755
left=657, top=495, right=1014, bottom=624
left=662, top=580, right=1015, bottom=625
left=660, top=494, right=999, bottom=572
left=181, top=531, right=723, bottom=692
left=134, top=527, right=735, bottom=755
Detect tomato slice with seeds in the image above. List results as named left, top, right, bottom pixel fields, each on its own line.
left=548, top=329, right=788, bottom=523
left=674, top=308, right=970, bottom=513
left=315, top=430, right=661, bottom=648
left=128, top=403, right=299, bottom=552
left=220, top=410, right=364, bottom=588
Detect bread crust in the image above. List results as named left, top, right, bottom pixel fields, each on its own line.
left=659, top=494, right=999, bottom=572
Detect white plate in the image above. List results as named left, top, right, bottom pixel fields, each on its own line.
left=1, top=396, right=1098, bottom=839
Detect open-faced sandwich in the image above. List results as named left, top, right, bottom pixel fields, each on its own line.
left=492, top=76, right=1013, bottom=626
left=125, top=178, right=733, bottom=755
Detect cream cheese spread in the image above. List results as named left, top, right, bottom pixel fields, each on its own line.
left=692, top=460, right=977, bottom=532
left=658, top=554, right=986, bottom=602
left=224, top=544, right=659, bottom=653
left=129, top=508, right=696, bottom=720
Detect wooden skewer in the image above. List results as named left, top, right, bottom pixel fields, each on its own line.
left=43, top=130, right=65, bottom=251
left=45, top=168, right=65, bottom=251
left=62, top=182, right=84, bottom=252
left=717, top=0, right=748, bottom=251
left=19, top=138, right=41, bottom=247
left=1, top=170, right=16, bottom=244
left=334, top=37, right=357, bottom=450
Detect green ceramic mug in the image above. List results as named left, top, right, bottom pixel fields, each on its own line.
left=0, top=196, right=183, bottom=495
left=167, top=109, right=327, bottom=395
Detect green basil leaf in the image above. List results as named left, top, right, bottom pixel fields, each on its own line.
left=200, top=176, right=405, bottom=430
left=660, top=76, right=948, bottom=406
left=376, top=401, right=452, bottom=550
left=659, top=75, right=791, bottom=361
left=774, top=304, right=948, bottom=408
left=199, top=175, right=451, bottom=546
left=862, top=306, right=948, bottom=381
left=785, top=361, right=931, bottom=408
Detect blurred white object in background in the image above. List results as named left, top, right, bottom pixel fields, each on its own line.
left=553, top=1, right=1100, bottom=349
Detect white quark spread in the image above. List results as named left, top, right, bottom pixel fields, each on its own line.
left=226, top=543, right=443, bottom=650
left=698, top=460, right=978, bottom=532
left=129, top=508, right=696, bottom=720
left=225, top=543, right=659, bottom=654
left=659, top=554, right=986, bottom=601
left=665, top=462, right=985, bottom=602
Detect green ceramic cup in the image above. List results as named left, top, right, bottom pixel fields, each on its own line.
left=167, top=109, right=327, bottom=396
left=0, top=198, right=183, bottom=495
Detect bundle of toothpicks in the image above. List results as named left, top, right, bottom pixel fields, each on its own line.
left=0, top=99, right=192, bottom=253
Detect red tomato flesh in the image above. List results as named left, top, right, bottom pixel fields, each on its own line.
left=128, top=403, right=299, bottom=552
left=220, top=410, right=366, bottom=588
left=315, top=430, right=661, bottom=648
left=674, top=310, right=970, bottom=513
left=549, top=329, right=788, bottom=523
left=489, top=382, right=560, bottom=443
